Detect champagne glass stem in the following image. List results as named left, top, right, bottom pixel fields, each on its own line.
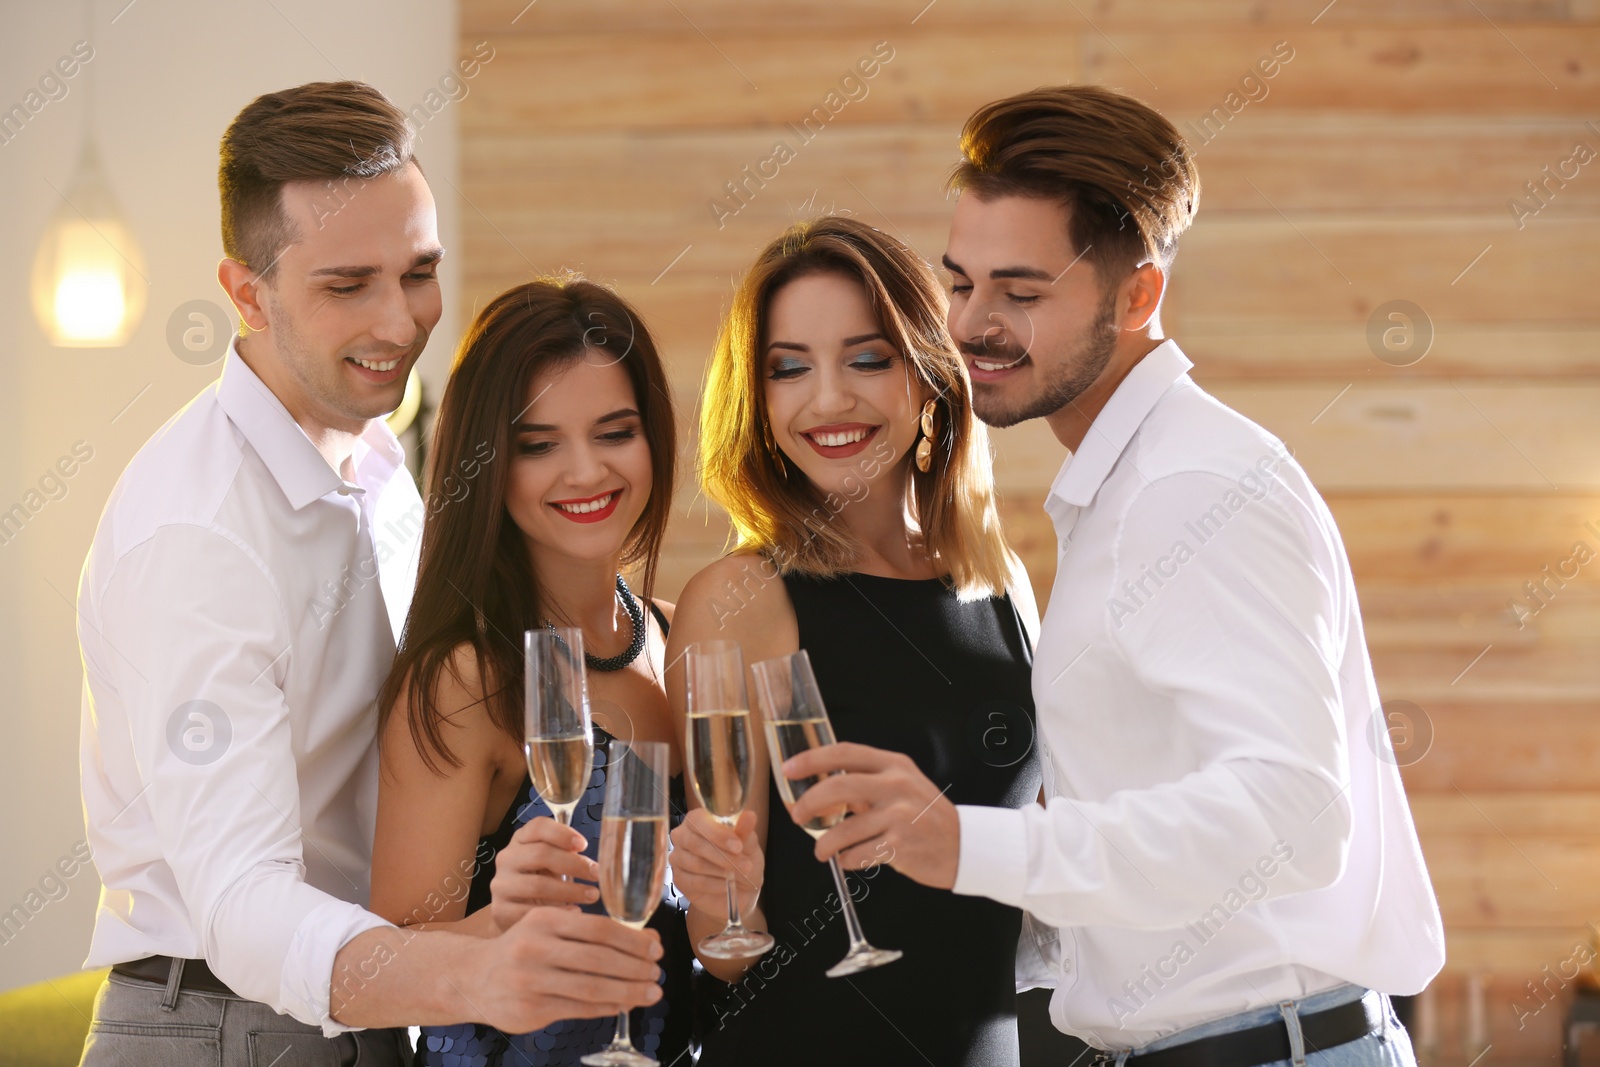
left=723, top=872, right=745, bottom=930
left=827, top=857, right=869, bottom=951
left=610, top=1008, right=634, bottom=1052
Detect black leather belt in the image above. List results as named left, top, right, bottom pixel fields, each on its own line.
left=1111, top=991, right=1385, bottom=1067
left=111, top=955, right=238, bottom=997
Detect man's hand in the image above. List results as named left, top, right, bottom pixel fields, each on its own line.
left=783, top=742, right=960, bottom=890
left=489, top=816, right=599, bottom=932
left=669, top=809, right=764, bottom=921
left=468, top=906, right=663, bottom=1034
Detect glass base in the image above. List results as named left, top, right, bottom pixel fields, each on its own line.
left=697, top=926, right=776, bottom=960
left=825, top=943, right=903, bottom=978
left=580, top=1045, right=657, bottom=1067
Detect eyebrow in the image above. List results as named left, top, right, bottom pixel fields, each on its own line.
left=941, top=254, right=1054, bottom=283
left=767, top=332, right=884, bottom=353
left=308, top=248, right=445, bottom=280
left=516, top=408, right=640, bottom=433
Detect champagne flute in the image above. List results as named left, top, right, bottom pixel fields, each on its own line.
left=524, top=628, right=595, bottom=827
left=750, top=650, right=902, bottom=978
left=684, top=640, right=775, bottom=960
left=582, top=740, right=670, bottom=1067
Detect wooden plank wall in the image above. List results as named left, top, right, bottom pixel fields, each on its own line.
left=456, top=2, right=1600, bottom=1062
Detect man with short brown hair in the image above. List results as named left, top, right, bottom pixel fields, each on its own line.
left=784, top=85, right=1444, bottom=1067
left=76, top=81, right=663, bottom=1065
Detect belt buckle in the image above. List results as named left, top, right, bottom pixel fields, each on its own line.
left=1091, top=1052, right=1116, bottom=1067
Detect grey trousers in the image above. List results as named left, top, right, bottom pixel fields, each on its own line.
left=79, top=969, right=411, bottom=1067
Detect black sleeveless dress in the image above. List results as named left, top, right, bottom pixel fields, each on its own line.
left=415, top=606, right=693, bottom=1067
left=695, top=572, right=1040, bottom=1067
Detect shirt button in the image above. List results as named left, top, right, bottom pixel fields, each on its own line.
left=1060, top=959, right=1074, bottom=975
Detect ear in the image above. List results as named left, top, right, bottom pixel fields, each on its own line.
left=1118, top=262, right=1167, bottom=332
left=217, top=257, right=270, bottom=333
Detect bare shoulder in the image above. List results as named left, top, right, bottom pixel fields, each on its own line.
left=671, top=551, right=796, bottom=654
left=382, top=641, right=510, bottom=776
left=650, top=598, right=676, bottom=626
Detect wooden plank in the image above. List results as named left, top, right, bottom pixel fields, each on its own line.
left=1325, top=494, right=1600, bottom=583
left=1084, top=27, right=1600, bottom=117
left=1370, top=643, right=1600, bottom=702
left=976, top=381, right=1600, bottom=494
left=464, top=27, right=1600, bottom=131
left=1397, top=705, right=1600, bottom=792
left=1440, top=928, right=1594, bottom=973
left=463, top=0, right=1579, bottom=35
left=1412, top=792, right=1600, bottom=837
left=461, top=210, right=1600, bottom=322
left=460, top=117, right=1600, bottom=224
left=1357, top=583, right=1600, bottom=648
left=1176, top=322, right=1600, bottom=381
left=462, top=30, right=1080, bottom=134
left=1168, top=217, right=1600, bottom=324
left=1423, top=830, right=1600, bottom=928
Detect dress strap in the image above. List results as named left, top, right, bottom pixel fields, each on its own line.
left=648, top=600, right=670, bottom=636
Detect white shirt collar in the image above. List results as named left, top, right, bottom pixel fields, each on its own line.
left=1047, top=339, right=1193, bottom=511
left=216, top=337, right=408, bottom=510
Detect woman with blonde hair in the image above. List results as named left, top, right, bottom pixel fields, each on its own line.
left=666, top=216, right=1041, bottom=1066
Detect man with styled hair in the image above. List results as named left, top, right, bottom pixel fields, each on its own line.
left=75, top=81, right=663, bottom=1064
left=782, top=85, right=1444, bottom=1066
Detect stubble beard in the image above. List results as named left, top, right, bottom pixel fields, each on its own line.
left=970, top=286, right=1121, bottom=430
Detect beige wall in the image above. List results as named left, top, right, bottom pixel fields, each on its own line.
left=457, top=2, right=1599, bottom=1063
left=0, top=1, right=462, bottom=992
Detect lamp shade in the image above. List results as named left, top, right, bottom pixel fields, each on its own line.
left=31, top=142, right=146, bottom=348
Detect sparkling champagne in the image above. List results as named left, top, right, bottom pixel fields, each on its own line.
left=525, top=734, right=593, bottom=809
left=764, top=717, right=845, bottom=838
left=599, top=814, right=668, bottom=929
left=688, top=709, right=753, bottom=822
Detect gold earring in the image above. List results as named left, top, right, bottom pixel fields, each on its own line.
left=764, top=422, right=788, bottom=478
left=915, top=398, right=938, bottom=473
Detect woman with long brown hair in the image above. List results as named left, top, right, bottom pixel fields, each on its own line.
left=369, top=278, right=691, bottom=1065
left=666, top=216, right=1042, bottom=1066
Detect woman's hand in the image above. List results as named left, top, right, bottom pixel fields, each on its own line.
left=489, top=816, right=600, bottom=932
left=668, top=809, right=765, bottom=921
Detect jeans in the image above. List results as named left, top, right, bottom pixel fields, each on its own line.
left=1113, top=984, right=1417, bottom=1067
left=78, top=969, right=411, bottom=1067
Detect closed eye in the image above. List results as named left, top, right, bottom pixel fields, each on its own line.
left=768, top=358, right=808, bottom=381
left=850, top=356, right=893, bottom=372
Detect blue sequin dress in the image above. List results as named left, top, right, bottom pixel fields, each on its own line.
left=415, top=726, right=693, bottom=1067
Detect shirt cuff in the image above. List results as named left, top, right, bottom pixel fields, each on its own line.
left=951, top=803, right=1030, bottom=908
left=282, top=899, right=396, bottom=1037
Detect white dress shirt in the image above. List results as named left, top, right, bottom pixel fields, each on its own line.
left=77, top=340, right=423, bottom=1035
left=955, top=340, right=1445, bottom=1049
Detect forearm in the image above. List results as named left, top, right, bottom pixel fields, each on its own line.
left=329, top=925, right=487, bottom=1028
left=686, top=902, right=769, bottom=984
left=397, top=907, right=500, bottom=939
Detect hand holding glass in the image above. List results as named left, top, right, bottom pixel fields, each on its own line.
left=684, top=640, right=775, bottom=960
left=750, top=650, right=902, bottom=977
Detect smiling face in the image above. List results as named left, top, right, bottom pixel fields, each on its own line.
left=507, top=351, right=653, bottom=569
left=249, top=162, right=443, bottom=436
left=944, top=193, right=1121, bottom=429
left=762, top=271, right=926, bottom=499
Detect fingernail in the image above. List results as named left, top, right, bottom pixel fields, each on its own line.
left=585, top=887, right=599, bottom=901
left=648, top=984, right=663, bottom=1002
left=650, top=941, right=663, bottom=960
